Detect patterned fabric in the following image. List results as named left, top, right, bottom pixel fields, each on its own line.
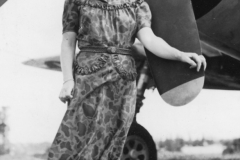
left=48, top=53, right=137, bottom=160
left=48, top=0, right=151, bottom=159
left=62, top=0, right=151, bottom=49
left=74, top=52, right=137, bottom=81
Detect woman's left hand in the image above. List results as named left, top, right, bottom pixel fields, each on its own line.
left=180, top=52, right=207, bottom=72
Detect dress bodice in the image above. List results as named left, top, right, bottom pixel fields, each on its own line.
left=62, top=0, right=152, bottom=49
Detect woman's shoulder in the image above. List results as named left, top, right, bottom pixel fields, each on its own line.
left=65, top=0, right=87, bottom=5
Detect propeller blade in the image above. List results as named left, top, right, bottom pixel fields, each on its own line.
left=144, top=0, right=205, bottom=106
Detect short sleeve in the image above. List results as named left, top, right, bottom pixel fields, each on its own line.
left=136, top=1, right=152, bottom=32
left=62, top=0, right=79, bottom=34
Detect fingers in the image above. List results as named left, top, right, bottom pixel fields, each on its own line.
left=59, top=94, right=73, bottom=103
left=184, top=53, right=197, bottom=68
left=59, top=88, right=73, bottom=103
left=188, top=59, right=197, bottom=69
left=188, top=53, right=207, bottom=72
left=190, top=53, right=202, bottom=71
left=183, top=52, right=207, bottom=72
left=200, top=55, right=207, bottom=71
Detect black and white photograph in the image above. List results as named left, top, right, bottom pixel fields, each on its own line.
left=0, top=0, right=240, bottom=159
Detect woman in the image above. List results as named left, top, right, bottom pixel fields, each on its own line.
left=48, top=0, right=206, bottom=159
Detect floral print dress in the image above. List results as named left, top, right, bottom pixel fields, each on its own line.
left=47, top=0, right=151, bottom=159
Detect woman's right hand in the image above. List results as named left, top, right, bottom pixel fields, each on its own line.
left=59, top=80, right=74, bottom=103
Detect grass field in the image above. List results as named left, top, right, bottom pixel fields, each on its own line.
left=0, top=143, right=240, bottom=160
left=158, top=152, right=240, bottom=160
left=1, top=153, right=240, bottom=160
left=1, top=152, right=240, bottom=160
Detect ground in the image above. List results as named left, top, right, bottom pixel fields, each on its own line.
left=0, top=143, right=240, bottom=160
left=1, top=150, right=240, bottom=160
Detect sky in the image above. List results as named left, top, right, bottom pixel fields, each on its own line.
left=0, top=0, right=240, bottom=144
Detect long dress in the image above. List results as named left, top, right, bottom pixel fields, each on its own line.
left=47, top=0, right=151, bottom=159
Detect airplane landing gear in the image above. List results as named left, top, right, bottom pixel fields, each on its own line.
left=121, top=60, right=157, bottom=160
left=121, top=123, right=157, bottom=160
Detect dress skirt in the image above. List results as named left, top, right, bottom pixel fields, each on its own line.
left=48, top=52, right=137, bottom=160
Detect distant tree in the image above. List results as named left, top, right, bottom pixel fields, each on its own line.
left=158, top=138, right=185, bottom=152
left=222, top=138, right=240, bottom=155
left=192, top=139, right=204, bottom=146
left=205, top=139, right=214, bottom=145
left=233, top=138, right=240, bottom=152
left=0, top=107, right=9, bottom=155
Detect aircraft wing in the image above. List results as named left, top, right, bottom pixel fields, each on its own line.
left=23, top=0, right=240, bottom=90
left=0, top=0, right=7, bottom=7
left=23, top=48, right=240, bottom=91
left=196, top=0, right=240, bottom=61
left=23, top=56, right=61, bottom=72
left=193, top=0, right=240, bottom=90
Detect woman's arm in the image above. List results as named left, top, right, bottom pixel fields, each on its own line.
left=132, top=39, right=146, bottom=58
left=61, top=32, right=77, bottom=81
left=137, top=27, right=206, bottom=71
left=59, top=32, right=77, bottom=103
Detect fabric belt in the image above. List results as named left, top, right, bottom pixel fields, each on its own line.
left=80, top=46, right=133, bottom=56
